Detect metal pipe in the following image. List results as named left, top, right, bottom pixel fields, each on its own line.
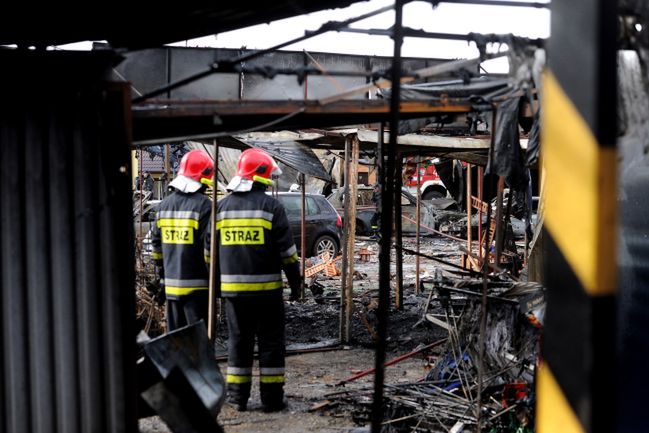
left=207, top=139, right=220, bottom=341
left=300, top=173, right=306, bottom=299
left=372, top=1, right=404, bottom=431
left=466, top=163, right=473, bottom=266
left=336, top=338, right=447, bottom=386
left=395, top=153, right=403, bottom=310
left=340, top=137, right=352, bottom=343
left=415, top=157, right=421, bottom=294
left=477, top=166, right=484, bottom=249
left=340, top=27, right=545, bottom=46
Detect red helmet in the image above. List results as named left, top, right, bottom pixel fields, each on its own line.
left=227, top=148, right=282, bottom=192
left=169, top=149, right=214, bottom=193
left=178, top=149, right=214, bottom=183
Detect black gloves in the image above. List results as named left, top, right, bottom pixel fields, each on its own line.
left=146, top=278, right=166, bottom=306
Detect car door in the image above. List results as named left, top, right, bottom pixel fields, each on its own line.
left=278, top=194, right=303, bottom=248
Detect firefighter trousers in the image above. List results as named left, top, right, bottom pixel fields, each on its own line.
left=166, top=290, right=208, bottom=332
left=225, top=296, right=285, bottom=408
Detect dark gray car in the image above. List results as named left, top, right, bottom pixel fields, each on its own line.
left=275, top=192, right=343, bottom=259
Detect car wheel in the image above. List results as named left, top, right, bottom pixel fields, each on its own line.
left=313, top=235, right=338, bottom=258
left=422, top=189, right=445, bottom=200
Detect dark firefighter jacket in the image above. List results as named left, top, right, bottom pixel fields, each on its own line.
left=151, top=189, right=212, bottom=299
left=206, top=185, right=301, bottom=299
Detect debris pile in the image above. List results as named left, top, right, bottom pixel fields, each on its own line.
left=135, top=240, right=167, bottom=336
left=324, top=273, right=543, bottom=433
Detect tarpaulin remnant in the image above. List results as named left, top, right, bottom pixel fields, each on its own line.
left=138, top=321, right=225, bottom=433
left=239, top=138, right=333, bottom=182
left=486, top=96, right=528, bottom=188
left=525, top=108, right=540, bottom=167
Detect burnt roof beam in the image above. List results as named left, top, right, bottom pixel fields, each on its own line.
left=339, top=27, right=546, bottom=47
left=132, top=3, right=396, bottom=103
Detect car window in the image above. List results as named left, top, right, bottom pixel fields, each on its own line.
left=279, top=195, right=301, bottom=217
left=307, top=197, right=320, bottom=215
left=279, top=195, right=323, bottom=217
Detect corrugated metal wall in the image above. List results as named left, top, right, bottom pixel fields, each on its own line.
left=0, top=51, right=136, bottom=433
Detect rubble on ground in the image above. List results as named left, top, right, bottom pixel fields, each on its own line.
left=135, top=227, right=543, bottom=433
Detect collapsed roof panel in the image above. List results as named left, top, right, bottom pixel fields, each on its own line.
left=236, top=137, right=333, bottom=182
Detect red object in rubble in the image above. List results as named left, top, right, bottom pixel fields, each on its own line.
left=501, top=383, right=529, bottom=407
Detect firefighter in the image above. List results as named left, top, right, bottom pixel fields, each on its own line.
left=370, top=183, right=382, bottom=239
left=151, top=149, right=214, bottom=331
left=207, top=148, right=300, bottom=412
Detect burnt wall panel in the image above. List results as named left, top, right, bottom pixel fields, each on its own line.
left=0, top=51, right=136, bottom=433
left=1, top=98, right=31, bottom=433
left=241, top=50, right=305, bottom=100
left=305, top=52, right=367, bottom=100
left=170, top=48, right=240, bottom=100
left=48, top=102, right=81, bottom=433
left=24, top=98, right=56, bottom=433
left=120, top=46, right=449, bottom=103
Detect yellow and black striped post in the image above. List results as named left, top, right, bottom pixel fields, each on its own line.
left=537, top=1, right=618, bottom=433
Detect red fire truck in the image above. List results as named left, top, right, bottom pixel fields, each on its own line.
left=405, top=159, right=448, bottom=200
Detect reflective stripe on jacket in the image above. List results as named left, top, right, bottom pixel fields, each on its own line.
left=151, top=190, right=212, bottom=299
left=208, top=186, right=300, bottom=298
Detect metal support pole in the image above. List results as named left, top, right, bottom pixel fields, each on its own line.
left=138, top=147, right=143, bottom=239
left=164, top=143, right=170, bottom=198
left=467, top=163, right=473, bottom=262
left=476, top=194, right=493, bottom=432
left=340, top=135, right=359, bottom=343
left=377, top=123, right=384, bottom=183
left=300, top=173, right=306, bottom=299
left=477, top=166, right=484, bottom=248
left=415, top=157, right=421, bottom=294
left=494, top=176, right=506, bottom=266
left=372, top=0, right=403, bottom=431
left=394, top=153, right=403, bottom=310
left=207, top=140, right=220, bottom=342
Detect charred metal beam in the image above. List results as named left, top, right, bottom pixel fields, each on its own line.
left=132, top=99, right=473, bottom=146
left=340, top=27, right=545, bottom=47
left=372, top=0, right=404, bottom=431
left=394, top=153, right=404, bottom=310
left=132, top=3, right=395, bottom=103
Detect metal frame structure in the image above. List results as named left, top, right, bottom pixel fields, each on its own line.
left=125, top=2, right=547, bottom=432
left=10, top=0, right=617, bottom=433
